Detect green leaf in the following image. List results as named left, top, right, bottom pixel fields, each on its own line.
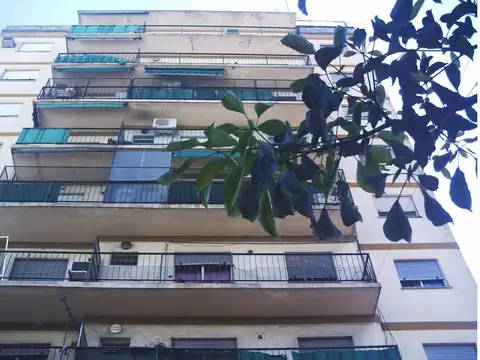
left=357, top=156, right=381, bottom=193
left=257, top=119, right=286, bottom=136
left=204, top=122, right=216, bottom=138
left=410, top=0, right=425, bottom=20
left=196, top=157, right=234, bottom=193
left=224, top=165, right=245, bottom=209
left=333, top=26, right=347, bottom=48
left=451, top=52, right=460, bottom=68
left=343, top=50, right=356, bottom=57
left=291, top=78, right=309, bottom=93
left=392, top=167, right=402, bottom=184
left=166, top=138, right=200, bottom=151
left=254, top=103, right=273, bottom=119
left=199, top=184, right=211, bottom=208
left=216, top=123, right=239, bottom=135
left=258, top=189, right=280, bottom=240
left=441, top=168, right=451, bottom=179
left=158, top=158, right=194, bottom=185
left=222, top=92, right=246, bottom=115
left=458, top=148, right=469, bottom=158
left=232, top=131, right=250, bottom=158
left=280, top=33, right=316, bottom=55
left=378, top=131, right=405, bottom=146
left=205, top=129, right=238, bottom=148
left=371, top=145, right=393, bottom=164
left=375, top=85, right=386, bottom=107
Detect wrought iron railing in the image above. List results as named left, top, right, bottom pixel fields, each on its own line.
left=0, top=166, right=347, bottom=206
left=0, top=251, right=377, bottom=283
left=0, top=345, right=401, bottom=360
left=53, top=52, right=311, bottom=66
left=37, top=78, right=300, bottom=102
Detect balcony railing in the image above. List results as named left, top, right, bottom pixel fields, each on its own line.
left=0, top=166, right=346, bottom=206
left=15, top=128, right=261, bottom=146
left=37, top=78, right=300, bottom=102
left=0, top=346, right=401, bottom=360
left=54, top=52, right=311, bottom=66
left=0, top=251, right=377, bottom=283
left=144, top=24, right=295, bottom=36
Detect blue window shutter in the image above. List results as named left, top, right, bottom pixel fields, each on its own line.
left=394, top=260, right=444, bottom=280
left=424, top=344, right=477, bottom=360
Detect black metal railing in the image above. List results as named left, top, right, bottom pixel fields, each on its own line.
left=0, top=251, right=377, bottom=283
left=0, top=346, right=401, bottom=360
left=0, top=166, right=346, bottom=206
left=37, top=78, right=300, bottom=102
left=54, top=52, right=311, bottom=66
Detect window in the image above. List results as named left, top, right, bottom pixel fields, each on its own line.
left=110, top=252, right=138, bottom=266
left=174, top=253, right=233, bottom=283
left=18, top=43, right=53, bottom=52
left=395, top=260, right=446, bottom=288
left=0, top=344, right=51, bottom=360
left=171, top=338, right=237, bottom=349
left=1, top=70, right=39, bottom=81
left=298, top=337, right=354, bottom=351
left=0, top=103, right=22, bottom=117
left=375, top=195, right=418, bottom=217
left=9, top=259, right=68, bottom=280
left=285, top=253, right=337, bottom=282
left=424, top=344, right=477, bottom=360
left=100, top=337, right=131, bottom=348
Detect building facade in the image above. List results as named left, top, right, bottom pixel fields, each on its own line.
left=0, top=10, right=476, bottom=360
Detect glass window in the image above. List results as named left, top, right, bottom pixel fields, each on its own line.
left=0, top=103, right=22, bottom=117
left=1, top=70, right=39, bottom=81
left=375, top=195, right=418, bottom=217
left=174, top=253, right=233, bottom=283
left=110, top=253, right=138, bottom=266
left=285, top=253, right=337, bottom=282
left=298, top=337, right=354, bottom=350
left=394, top=260, right=446, bottom=288
left=18, top=43, right=53, bottom=52
left=424, top=344, right=477, bottom=360
left=9, top=259, right=68, bottom=280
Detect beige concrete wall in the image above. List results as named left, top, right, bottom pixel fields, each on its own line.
left=0, top=64, right=52, bottom=96
left=371, top=248, right=477, bottom=323
left=67, top=34, right=296, bottom=55
left=79, top=11, right=297, bottom=28
left=0, top=38, right=65, bottom=64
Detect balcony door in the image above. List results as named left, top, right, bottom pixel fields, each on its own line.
left=285, top=253, right=338, bottom=282
left=170, top=338, right=237, bottom=360
left=106, top=150, right=171, bottom=203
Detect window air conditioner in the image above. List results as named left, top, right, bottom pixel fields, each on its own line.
left=152, top=118, right=177, bottom=135
left=68, top=261, right=90, bottom=282
left=2, top=37, right=16, bottom=48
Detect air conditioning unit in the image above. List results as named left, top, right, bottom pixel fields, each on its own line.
left=68, top=261, right=90, bottom=282
left=2, top=37, right=16, bottom=48
left=152, top=118, right=176, bottom=135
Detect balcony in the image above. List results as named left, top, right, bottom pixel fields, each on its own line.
left=52, top=52, right=313, bottom=79
left=0, top=165, right=352, bottom=240
left=0, top=165, right=353, bottom=242
left=0, top=250, right=380, bottom=322
left=65, top=24, right=299, bottom=54
left=35, top=78, right=306, bottom=128
left=0, top=346, right=402, bottom=360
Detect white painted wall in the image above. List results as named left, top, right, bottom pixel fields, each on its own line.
left=0, top=37, right=65, bottom=64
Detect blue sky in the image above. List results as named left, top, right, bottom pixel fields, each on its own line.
left=0, top=0, right=477, bottom=281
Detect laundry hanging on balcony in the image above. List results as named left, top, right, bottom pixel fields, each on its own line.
left=144, top=67, right=224, bottom=77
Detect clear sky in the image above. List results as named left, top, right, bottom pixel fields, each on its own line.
left=0, top=0, right=477, bottom=281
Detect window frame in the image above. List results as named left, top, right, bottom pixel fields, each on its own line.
left=17, top=43, right=53, bottom=52
left=376, top=194, right=420, bottom=218
left=109, top=252, right=139, bottom=266
left=0, top=103, right=23, bottom=117
left=297, top=336, right=354, bottom=350
left=394, top=259, right=448, bottom=289
left=0, top=69, right=39, bottom=81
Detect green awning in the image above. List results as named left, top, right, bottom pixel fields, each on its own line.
left=36, top=103, right=126, bottom=109
left=55, top=67, right=134, bottom=72
left=145, top=68, right=224, bottom=77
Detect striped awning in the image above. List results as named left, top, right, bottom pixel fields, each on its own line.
left=54, top=67, right=134, bottom=72
left=144, top=67, right=224, bottom=76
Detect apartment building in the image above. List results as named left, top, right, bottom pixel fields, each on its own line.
left=0, top=10, right=476, bottom=360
